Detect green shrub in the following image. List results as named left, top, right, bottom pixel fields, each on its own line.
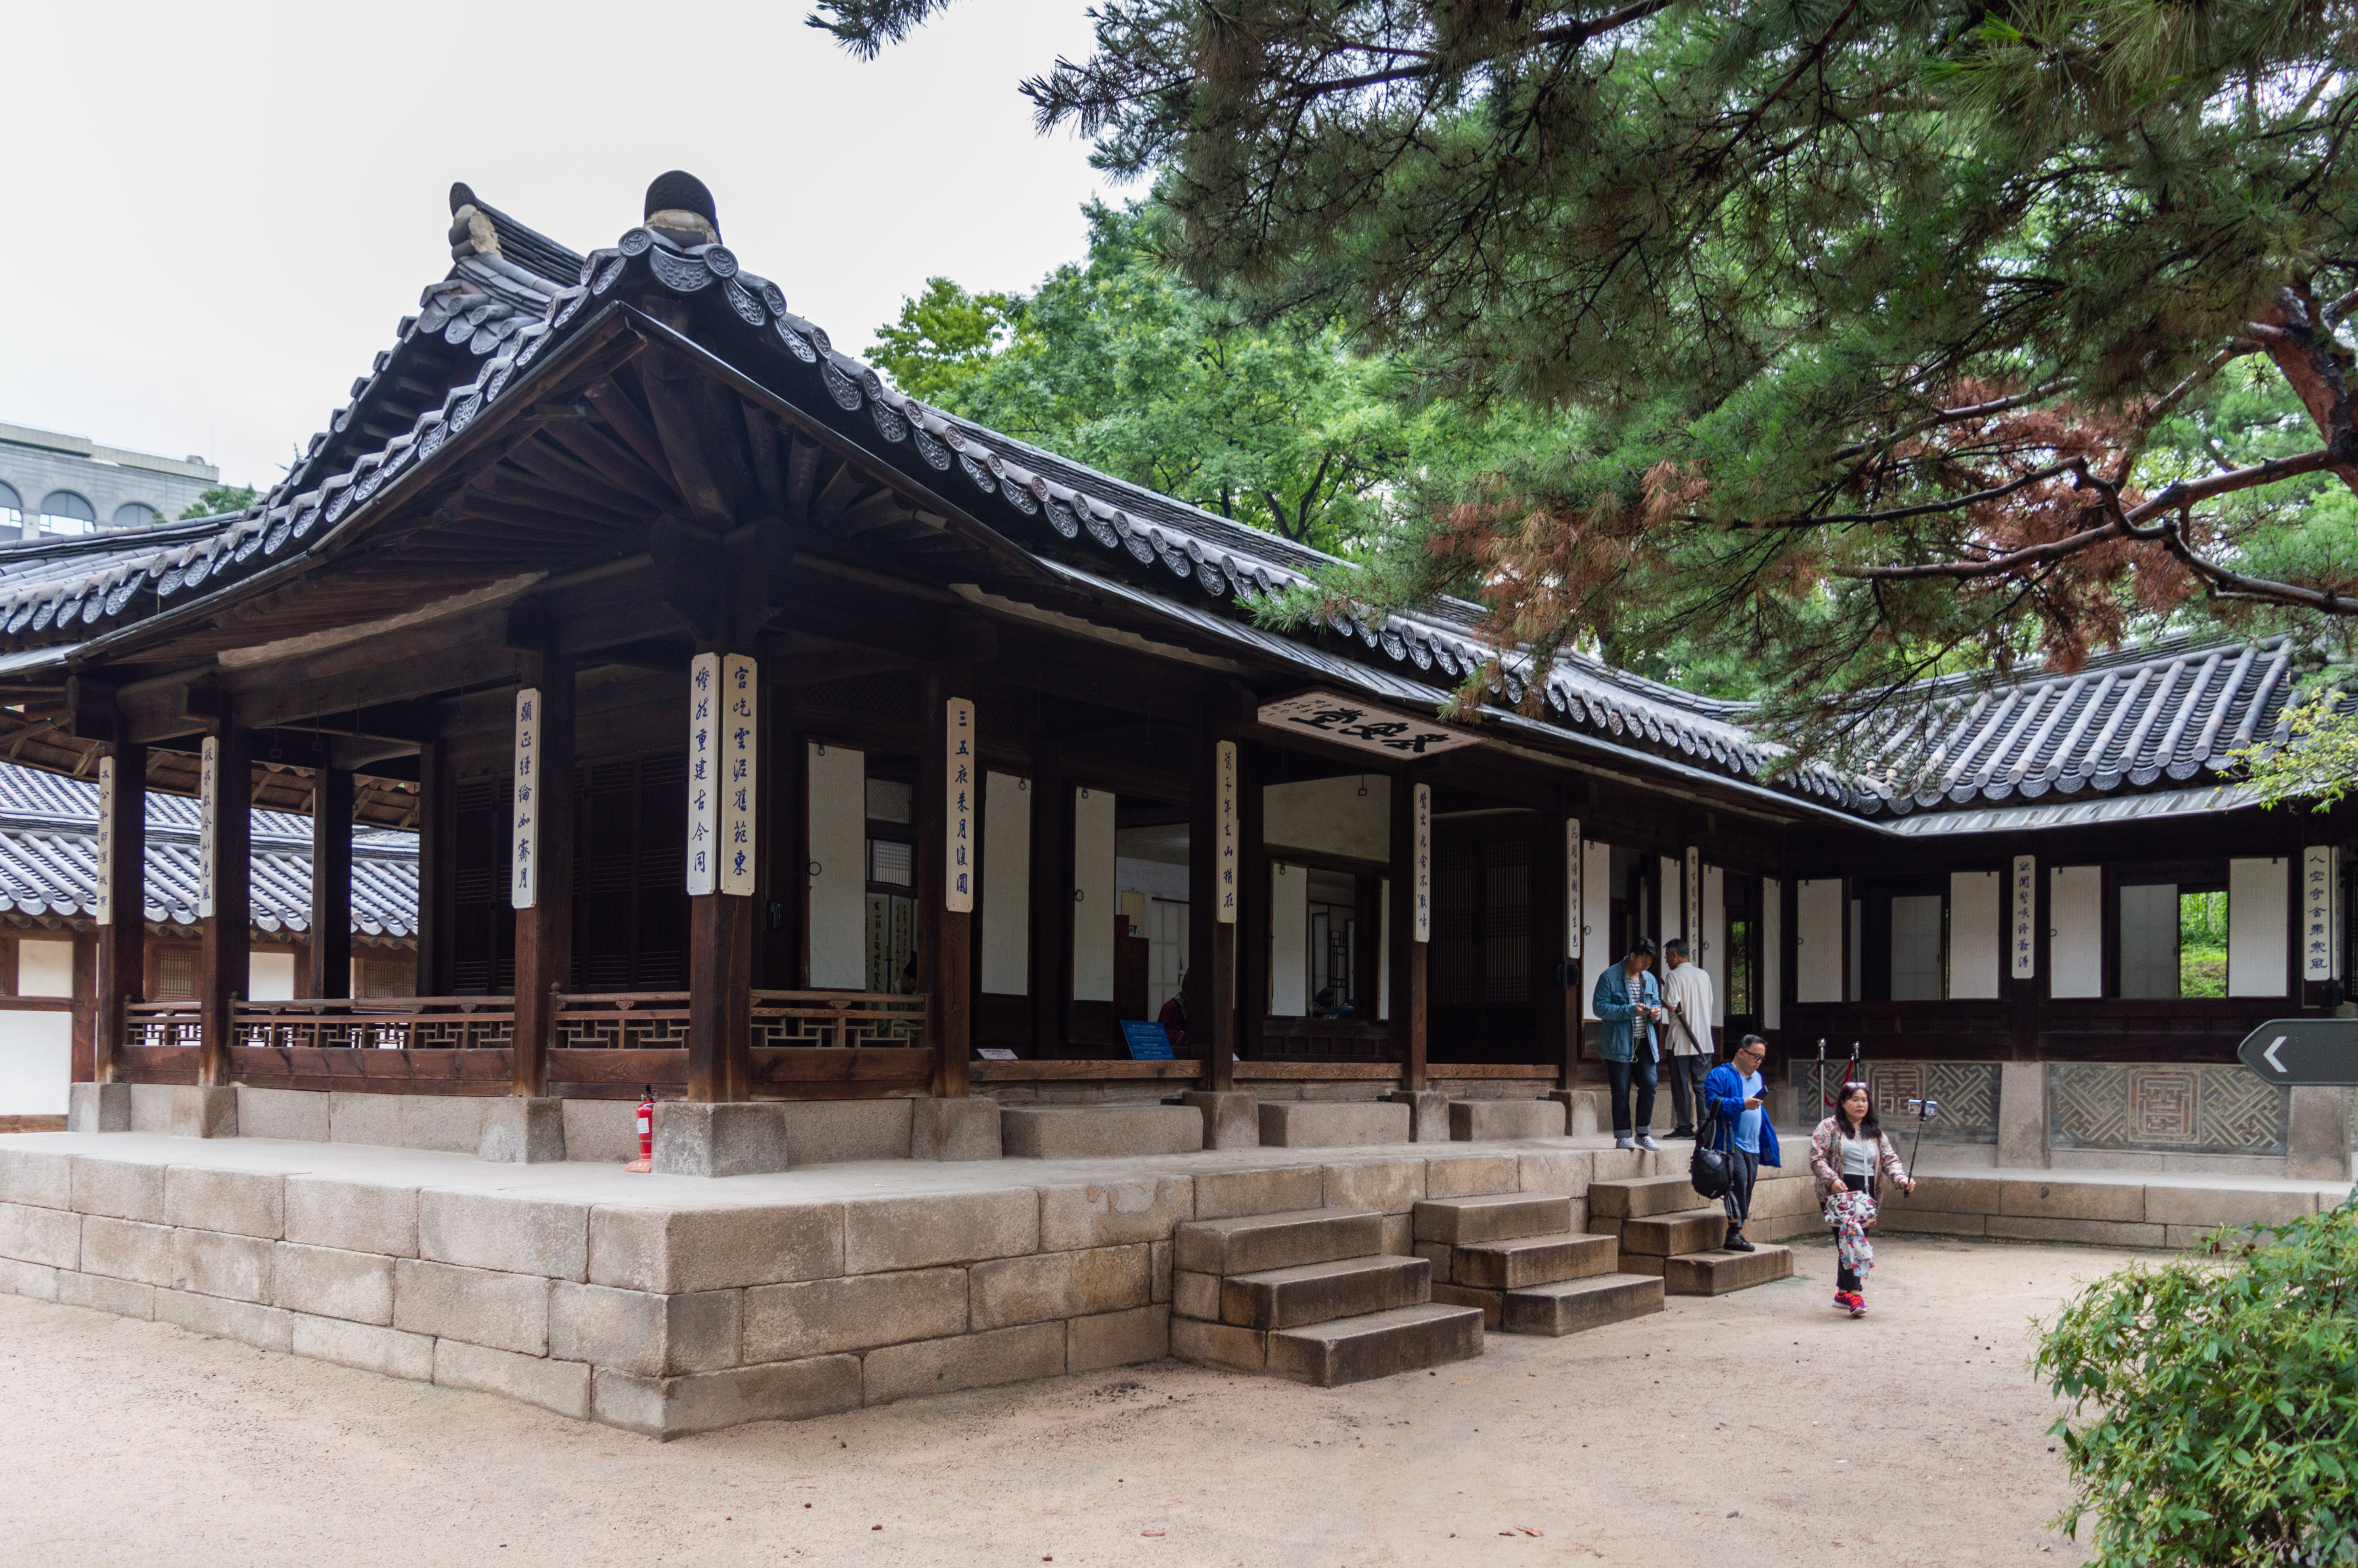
left=2036, top=1199, right=2358, bottom=1564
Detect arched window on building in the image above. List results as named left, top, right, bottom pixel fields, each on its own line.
left=112, top=502, right=160, bottom=529
left=0, top=482, right=21, bottom=530
left=38, top=492, right=96, bottom=536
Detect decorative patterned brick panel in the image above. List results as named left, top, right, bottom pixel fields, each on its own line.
left=1786, top=1061, right=1999, bottom=1144
left=2048, top=1063, right=2287, bottom=1156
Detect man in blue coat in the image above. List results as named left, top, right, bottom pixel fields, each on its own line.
left=1591, top=939, right=1665, bottom=1151
left=1703, top=1034, right=1782, bottom=1251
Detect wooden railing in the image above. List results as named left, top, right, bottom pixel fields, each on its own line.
left=552, top=992, right=689, bottom=1051
left=230, top=997, right=517, bottom=1051
left=751, top=990, right=927, bottom=1050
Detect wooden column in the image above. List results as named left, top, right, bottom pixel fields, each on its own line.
left=70, top=929, right=98, bottom=1086
left=1186, top=724, right=1237, bottom=1090
left=1541, top=799, right=1578, bottom=1089
left=684, top=651, right=753, bottom=1103
left=198, top=723, right=252, bottom=1088
left=1388, top=768, right=1429, bottom=1091
left=512, top=655, right=576, bottom=1098
left=413, top=741, right=444, bottom=997
left=94, top=743, right=147, bottom=1084
left=757, top=685, right=800, bottom=989
left=308, top=765, right=354, bottom=1001
left=1027, top=736, right=1067, bottom=1055
left=1238, top=741, right=1269, bottom=1062
left=920, top=667, right=976, bottom=1095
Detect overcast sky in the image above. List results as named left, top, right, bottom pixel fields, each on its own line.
left=4, top=0, right=1110, bottom=494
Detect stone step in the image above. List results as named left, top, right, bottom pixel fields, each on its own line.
left=1412, top=1193, right=1574, bottom=1246
left=1618, top=1208, right=1732, bottom=1257
left=1217, top=1254, right=1430, bottom=1330
left=1590, top=1170, right=1811, bottom=1220
left=1265, top=1302, right=1485, bottom=1387
left=1664, top=1244, right=1795, bottom=1296
left=1446, top=1099, right=1566, bottom=1142
left=1502, top=1273, right=1667, bottom=1336
left=1449, top=1231, right=1617, bottom=1291
left=1000, top=1104, right=1204, bottom=1159
left=1257, top=1101, right=1411, bottom=1149
left=1173, top=1208, right=1384, bottom=1277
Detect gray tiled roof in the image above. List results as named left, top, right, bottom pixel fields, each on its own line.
left=0, top=763, right=417, bottom=938
left=0, top=185, right=2291, bottom=828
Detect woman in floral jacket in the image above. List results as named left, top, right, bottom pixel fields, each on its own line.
left=1809, top=1083, right=1915, bottom=1317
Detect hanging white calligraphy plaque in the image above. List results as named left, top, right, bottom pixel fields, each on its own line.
left=511, top=687, right=541, bottom=910
left=95, top=756, right=115, bottom=927
left=945, top=697, right=975, bottom=913
left=2304, top=845, right=2338, bottom=982
left=720, top=655, right=758, bottom=897
left=1216, top=740, right=1238, bottom=925
left=686, top=654, right=720, bottom=895
left=1258, top=691, right=1474, bottom=758
left=197, top=736, right=218, bottom=920
left=2012, top=854, right=2037, bottom=980
left=1413, top=783, right=1432, bottom=943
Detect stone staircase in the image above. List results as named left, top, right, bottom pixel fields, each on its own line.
left=1169, top=1208, right=1483, bottom=1386
left=1589, top=1172, right=1807, bottom=1295
left=1415, top=1193, right=1664, bottom=1336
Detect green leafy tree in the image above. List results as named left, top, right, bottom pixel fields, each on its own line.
left=823, top=0, right=2358, bottom=758
left=2036, top=1200, right=2358, bottom=1565
left=873, top=203, right=1476, bottom=554
left=180, top=485, right=258, bottom=521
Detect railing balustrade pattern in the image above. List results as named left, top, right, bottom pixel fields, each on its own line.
left=752, top=990, right=926, bottom=1050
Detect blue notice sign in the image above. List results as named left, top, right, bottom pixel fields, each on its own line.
left=1121, top=1021, right=1175, bottom=1061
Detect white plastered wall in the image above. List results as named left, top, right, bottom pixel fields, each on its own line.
left=1580, top=840, right=1613, bottom=1021
left=1071, top=787, right=1117, bottom=1003
left=2050, top=865, right=2103, bottom=998
left=980, top=771, right=1030, bottom=994
left=1270, top=862, right=1309, bottom=1016
left=1949, top=870, right=2002, bottom=1000
left=806, top=742, right=867, bottom=989
left=249, top=951, right=295, bottom=1001
left=1263, top=776, right=1389, bottom=860
left=2229, top=856, right=2289, bottom=998
left=1657, top=856, right=1682, bottom=947
left=1, top=938, right=73, bottom=1116
left=1796, top=878, right=1843, bottom=1003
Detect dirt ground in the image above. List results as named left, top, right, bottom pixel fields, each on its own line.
left=0, top=1235, right=2123, bottom=1567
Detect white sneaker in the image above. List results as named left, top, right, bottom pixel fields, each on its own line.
left=1637, top=1135, right=1662, bottom=1151
left=1614, top=1137, right=1636, bottom=1150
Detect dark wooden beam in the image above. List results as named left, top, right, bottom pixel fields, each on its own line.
left=1188, top=718, right=1237, bottom=1091
left=1389, top=767, right=1429, bottom=1092
left=579, top=378, right=678, bottom=496
left=1240, top=741, right=1269, bottom=1063
left=198, top=723, right=253, bottom=1087
left=637, top=356, right=737, bottom=529
left=415, top=740, right=444, bottom=996
left=920, top=666, right=975, bottom=1096
left=1028, top=737, right=1066, bottom=1054
left=309, top=766, right=354, bottom=1001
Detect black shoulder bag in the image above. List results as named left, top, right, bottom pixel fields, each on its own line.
left=1688, top=1081, right=1732, bottom=1200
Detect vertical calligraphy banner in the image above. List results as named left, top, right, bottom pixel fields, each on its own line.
left=945, top=697, right=976, bottom=912
left=1215, top=741, right=1238, bottom=924
left=95, top=756, right=116, bottom=927
left=685, top=653, right=720, bottom=896
left=511, top=687, right=541, bottom=909
left=1684, top=847, right=1701, bottom=957
left=2304, top=845, right=2337, bottom=982
left=1564, top=817, right=1581, bottom=959
left=720, top=655, right=758, bottom=897
left=1412, top=783, right=1432, bottom=943
left=2012, top=854, right=2037, bottom=980
left=197, top=736, right=219, bottom=920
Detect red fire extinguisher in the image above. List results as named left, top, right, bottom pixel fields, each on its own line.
left=626, top=1086, right=655, bottom=1173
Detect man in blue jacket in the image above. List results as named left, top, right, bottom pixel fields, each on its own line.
left=1703, top=1034, right=1781, bottom=1251
left=1591, top=939, right=1665, bottom=1151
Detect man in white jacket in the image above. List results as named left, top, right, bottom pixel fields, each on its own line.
left=1658, top=938, right=1716, bottom=1139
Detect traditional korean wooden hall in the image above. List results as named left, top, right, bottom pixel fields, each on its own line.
left=0, top=174, right=2348, bottom=1434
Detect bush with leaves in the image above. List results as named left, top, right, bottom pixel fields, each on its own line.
left=2035, top=1199, right=2358, bottom=1565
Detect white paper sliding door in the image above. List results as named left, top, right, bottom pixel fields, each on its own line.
left=980, top=771, right=1030, bottom=994
left=2050, top=866, right=2103, bottom=998
left=1797, top=878, right=1844, bottom=1003
left=1071, top=787, right=1117, bottom=1003
left=1949, top=871, right=2002, bottom=999
left=2229, top=856, right=2289, bottom=997
left=1580, top=839, right=1614, bottom=1020
left=1271, top=862, right=1309, bottom=1015
left=806, top=742, right=867, bottom=989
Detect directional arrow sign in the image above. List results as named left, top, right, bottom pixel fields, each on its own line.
left=2236, top=1019, right=2358, bottom=1086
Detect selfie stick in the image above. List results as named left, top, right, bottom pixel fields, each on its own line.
left=1900, top=1096, right=1940, bottom=1201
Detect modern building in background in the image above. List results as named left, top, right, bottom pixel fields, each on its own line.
left=0, top=421, right=221, bottom=542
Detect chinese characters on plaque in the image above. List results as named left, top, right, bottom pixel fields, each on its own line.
left=2012, top=854, right=2036, bottom=980
left=1684, top=847, right=1701, bottom=957
left=94, top=756, right=115, bottom=927
left=945, top=697, right=975, bottom=913
left=687, top=654, right=759, bottom=896
left=2304, top=846, right=2339, bottom=982
left=1257, top=692, right=1474, bottom=758
left=1564, top=817, right=1581, bottom=959
left=1215, top=741, right=1238, bottom=924
left=1413, top=782, right=1432, bottom=943
left=511, top=687, right=541, bottom=909
left=197, top=736, right=218, bottom=920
